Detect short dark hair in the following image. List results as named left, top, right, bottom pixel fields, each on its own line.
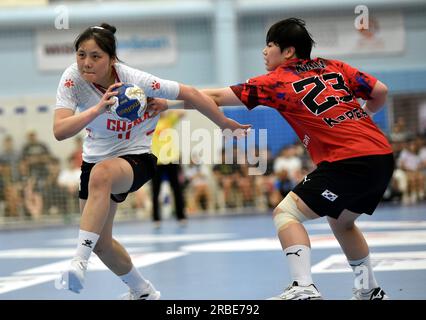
left=74, top=23, right=118, bottom=59
left=266, top=18, right=315, bottom=59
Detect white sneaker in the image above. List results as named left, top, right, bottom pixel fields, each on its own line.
left=55, top=258, right=87, bottom=294
left=268, top=281, right=322, bottom=300
left=120, top=281, right=161, bottom=300
left=351, top=287, right=389, bottom=300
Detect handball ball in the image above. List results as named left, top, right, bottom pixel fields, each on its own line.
left=111, top=84, right=147, bottom=122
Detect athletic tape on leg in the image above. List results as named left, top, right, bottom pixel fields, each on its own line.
left=273, top=196, right=308, bottom=232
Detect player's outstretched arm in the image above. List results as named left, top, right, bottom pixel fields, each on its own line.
left=362, top=80, right=388, bottom=116
left=201, top=87, right=244, bottom=107
left=183, top=87, right=243, bottom=109
left=177, top=84, right=251, bottom=132
left=53, top=82, right=122, bottom=141
left=147, top=87, right=243, bottom=117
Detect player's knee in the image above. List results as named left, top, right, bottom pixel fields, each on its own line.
left=273, top=195, right=308, bottom=233
left=327, top=216, right=355, bottom=231
left=89, top=165, right=112, bottom=190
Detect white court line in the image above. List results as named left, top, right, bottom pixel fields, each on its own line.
left=180, top=230, right=426, bottom=252
left=0, top=251, right=187, bottom=295
left=0, top=247, right=151, bottom=259
left=312, top=251, right=426, bottom=273
left=49, top=233, right=235, bottom=245
left=306, top=220, right=426, bottom=231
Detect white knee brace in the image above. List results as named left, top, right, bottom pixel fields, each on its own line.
left=273, top=195, right=308, bottom=232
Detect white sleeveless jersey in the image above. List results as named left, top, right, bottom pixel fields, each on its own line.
left=56, top=63, right=179, bottom=163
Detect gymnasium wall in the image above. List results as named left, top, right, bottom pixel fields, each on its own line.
left=0, top=0, right=425, bottom=160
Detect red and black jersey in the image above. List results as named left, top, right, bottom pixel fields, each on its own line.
left=230, top=57, right=393, bottom=165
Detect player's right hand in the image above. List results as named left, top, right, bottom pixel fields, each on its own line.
left=94, top=82, right=123, bottom=115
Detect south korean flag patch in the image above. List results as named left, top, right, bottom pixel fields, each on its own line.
left=321, top=189, right=338, bottom=202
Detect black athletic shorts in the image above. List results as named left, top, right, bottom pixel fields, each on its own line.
left=293, top=153, right=394, bottom=219
left=79, top=153, right=157, bottom=203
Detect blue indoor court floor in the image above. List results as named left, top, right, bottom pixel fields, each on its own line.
left=0, top=204, right=425, bottom=300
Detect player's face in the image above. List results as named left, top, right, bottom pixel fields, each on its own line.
left=76, top=39, right=114, bottom=86
left=263, top=42, right=287, bottom=71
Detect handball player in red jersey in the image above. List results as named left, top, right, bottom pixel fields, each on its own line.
left=150, top=18, right=393, bottom=300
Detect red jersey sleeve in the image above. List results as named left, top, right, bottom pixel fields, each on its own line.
left=334, top=60, right=378, bottom=100
left=230, top=74, right=276, bottom=110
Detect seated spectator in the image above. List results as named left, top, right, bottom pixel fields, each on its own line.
left=19, top=159, right=43, bottom=220
left=213, top=148, right=244, bottom=208
left=43, top=157, right=68, bottom=215
left=397, top=140, right=425, bottom=204
left=184, top=157, right=212, bottom=213
left=273, top=145, right=302, bottom=185
left=21, top=131, right=51, bottom=186
left=252, top=147, right=275, bottom=209
left=58, top=156, right=81, bottom=214
left=269, top=169, right=295, bottom=208
left=0, top=136, right=22, bottom=217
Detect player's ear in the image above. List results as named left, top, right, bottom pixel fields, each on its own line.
left=283, top=47, right=296, bottom=59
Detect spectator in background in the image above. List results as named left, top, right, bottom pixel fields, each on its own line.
left=236, top=147, right=256, bottom=207
left=397, top=139, right=425, bottom=203
left=418, top=135, right=426, bottom=173
left=252, top=147, right=275, bottom=209
left=19, top=159, right=43, bottom=220
left=57, top=156, right=81, bottom=214
left=1, top=135, right=20, bottom=183
left=21, top=131, right=51, bottom=185
left=43, top=157, right=68, bottom=215
left=0, top=135, right=22, bottom=217
left=151, top=110, right=187, bottom=228
left=70, top=136, right=83, bottom=168
left=212, top=147, right=244, bottom=208
left=270, top=169, right=294, bottom=208
left=184, top=156, right=212, bottom=213
left=390, top=117, right=412, bottom=143
left=273, top=145, right=302, bottom=185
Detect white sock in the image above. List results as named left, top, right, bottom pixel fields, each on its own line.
left=75, top=230, right=99, bottom=261
left=119, top=265, right=149, bottom=292
left=348, top=255, right=378, bottom=291
left=284, top=244, right=313, bottom=286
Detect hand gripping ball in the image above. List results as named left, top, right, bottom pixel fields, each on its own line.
left=110, top=84, right=147, bottom=122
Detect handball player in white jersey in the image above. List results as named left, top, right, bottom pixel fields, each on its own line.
left=53, top=23, right=250, bottom=299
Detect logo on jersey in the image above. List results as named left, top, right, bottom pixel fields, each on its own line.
left=303, top=176, right=311, bottom=185
left=64, top=79, right=74, bottom=88
left=151, top=80, right=161, bottom=90
left=321, top=189, right=338, bottom=202
left=303, top=134, right=310, bottom=148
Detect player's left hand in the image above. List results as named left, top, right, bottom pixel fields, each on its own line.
left=146, top=98, right=168, bottom=118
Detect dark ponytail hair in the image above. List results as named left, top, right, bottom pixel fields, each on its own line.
left=74, top=23, right=119, bottom=60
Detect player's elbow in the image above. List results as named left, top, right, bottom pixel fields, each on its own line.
left=373, top=81, right=388, bottom=99
left=177, top=84, right=198, bottom=101
left=53, top=126, right=66, bottom=141
left=379, top=82, right=388, bottom=97
left=54, top=131, right=65, bottom=141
